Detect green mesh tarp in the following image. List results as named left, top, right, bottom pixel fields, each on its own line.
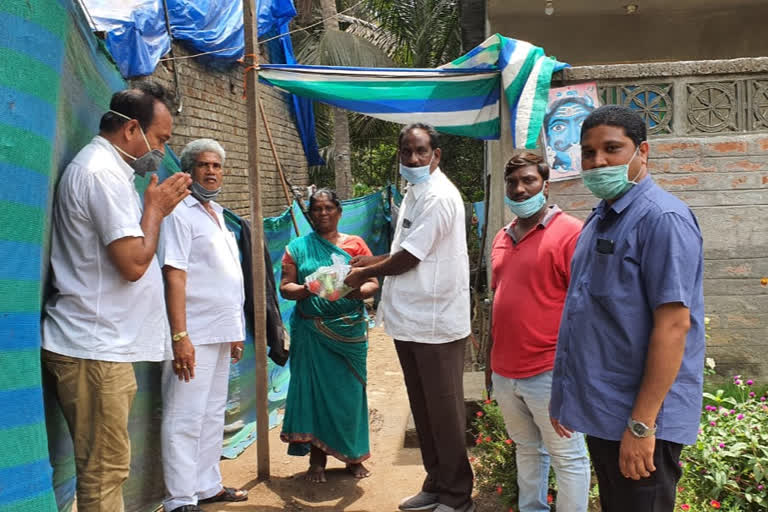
left=0, top=0, right=123, bottom=510
left=0, top=1, right=393, bottom=510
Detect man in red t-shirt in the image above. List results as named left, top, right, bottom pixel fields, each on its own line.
left=488, top=153, right=590, bottom=512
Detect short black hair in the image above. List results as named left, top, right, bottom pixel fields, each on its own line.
left=398, top=123, right=440, bottom=150
left=309, top=188, right=342, bottom=212
left=580, top=105, right=647, bottom=148
left=99, top=81, right=173, bottom=133
left=505, top=152, right=550, bottom=181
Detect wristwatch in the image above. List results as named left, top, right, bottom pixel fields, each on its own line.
left=627, top=418, right=657, bottom=438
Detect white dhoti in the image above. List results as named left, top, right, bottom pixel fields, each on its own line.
left=161, top=342, right=231, bottom=511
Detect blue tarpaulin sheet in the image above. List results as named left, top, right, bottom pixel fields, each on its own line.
left=84, top=0, right=295, bottom=76
left=83, top=0, right=323, bottom=165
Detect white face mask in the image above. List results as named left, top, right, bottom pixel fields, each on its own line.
left=399, top=155, right=433, bottom=184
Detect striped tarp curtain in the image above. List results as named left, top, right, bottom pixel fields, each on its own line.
left=259, top=34, right=569, bottom=148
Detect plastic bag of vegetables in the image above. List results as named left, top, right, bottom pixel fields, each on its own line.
left=304, top=253, right=353, bottom=301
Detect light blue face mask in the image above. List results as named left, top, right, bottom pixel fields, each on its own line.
left=399, top=156, right=433, bottom=184
left=581, top=148, right=639, bottom=200
left=504, top=186, right=547, bottom=219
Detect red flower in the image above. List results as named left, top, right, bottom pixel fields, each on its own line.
left=710, top=499, right=721, bottom=508
left=497, top=486, right=503, bottom=495
left=485, top=436, right=492, bottom=442
left=476, top=411, right=484, bottom=417
left=547, top=494, right=553, bottom=504
left=505, top=439, right=513, bottom=445
left=484, top=399, right=492, bottom=404
left=680, top=505, right=690, bottom=511
left=475, top=437, right=482, bottom=445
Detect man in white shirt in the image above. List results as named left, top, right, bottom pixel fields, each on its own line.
left=159, top=139, right=248, bottom=512
left=345, top=124, right=474, bottom=512
left=41, top=82, right=191, bottom=512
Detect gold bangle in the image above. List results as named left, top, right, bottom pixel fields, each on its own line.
left=171, top=331, right=188, bottom=342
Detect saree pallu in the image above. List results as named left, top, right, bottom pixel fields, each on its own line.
left=280, top=233, right=370, bottom=463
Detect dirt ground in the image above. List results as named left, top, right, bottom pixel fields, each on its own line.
left=201, top=326, right=500, bottom=512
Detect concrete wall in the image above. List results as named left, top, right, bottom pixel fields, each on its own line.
left=488, top=5, right=768, bottom=66
left=143, top=43, right=310, bottom=217
left=481, top=58, right=768, bottom=377
left=549, top=132, right=768, bottom=379
left=552, top=60, right=768, bottom=378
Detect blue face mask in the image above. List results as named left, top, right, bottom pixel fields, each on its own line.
left=399, top=156, right=433, bottom=184
left=504, top=187, right=547, bottom=219
left=581, top=148, right=639, bottom=200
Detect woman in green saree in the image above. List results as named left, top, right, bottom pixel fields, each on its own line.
left=279, top=189, right=380, bottom=483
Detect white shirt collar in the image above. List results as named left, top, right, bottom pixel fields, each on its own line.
left=183, top=193, right=223, bottom=213
left=408, top=167, right=443, bottom=200
left=92, top=135, right=136, bottom=182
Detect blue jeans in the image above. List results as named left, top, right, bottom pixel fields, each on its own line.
left=493, top=371, right=590, bottom=512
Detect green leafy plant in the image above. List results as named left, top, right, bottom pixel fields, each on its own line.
left=471, top=399, right=557, bottom=510
left=677, top=376, right=768, bottom=511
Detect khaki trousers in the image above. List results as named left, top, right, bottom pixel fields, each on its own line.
left=42, top=350, right=137, bottom=512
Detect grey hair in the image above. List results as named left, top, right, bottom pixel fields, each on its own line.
left=180, top=138, right=226, bottom=172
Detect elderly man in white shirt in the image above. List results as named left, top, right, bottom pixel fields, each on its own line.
left=42, top=82, right=191, bottom=512
left=345, top=123, right=474, bottom=512
left=159, top=139, right=248, bottom=512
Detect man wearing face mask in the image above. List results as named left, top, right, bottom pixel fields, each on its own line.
left=41, top=82, right=191, bottom=512
left=344, top=123, right=474, bottom=512
left=488, top=153, right=588, bottom=512
left=158, top=139, right=248, bottom=512
left=549, top=105, right=705, bottom=512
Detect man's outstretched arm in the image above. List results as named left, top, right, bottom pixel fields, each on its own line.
left=344, top=250, right=420, bottom=288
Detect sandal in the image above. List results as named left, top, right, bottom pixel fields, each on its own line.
left=198, top=486, right=248, bottom=503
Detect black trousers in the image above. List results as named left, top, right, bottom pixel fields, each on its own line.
left=587, top=435, right=683, bottom=512
left=395, top=338, right=473, bottom=508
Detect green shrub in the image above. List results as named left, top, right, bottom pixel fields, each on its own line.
left=471, top=399, right=558, bottom=510
left=472, top=376, right=768, bottom=511
left=677, top=375, right=768, bottom=511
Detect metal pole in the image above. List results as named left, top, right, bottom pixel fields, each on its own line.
left=242, top=0, right=270, bottom=479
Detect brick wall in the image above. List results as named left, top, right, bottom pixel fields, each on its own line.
left=141, top=43, right=310, bottom=217
left=549, top=134, right=768, bottom=377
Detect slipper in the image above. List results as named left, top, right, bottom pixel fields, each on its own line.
left=198, top=487, right=248, bottom=504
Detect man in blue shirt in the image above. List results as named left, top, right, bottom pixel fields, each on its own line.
left=549, top=105, right=705, bottom=512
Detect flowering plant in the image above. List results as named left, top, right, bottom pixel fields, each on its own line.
left=471, top=399, right=558, bottom=510
left=677, top=375, right=768, bottom=511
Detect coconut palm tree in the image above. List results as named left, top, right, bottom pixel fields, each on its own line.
left=458, top=0, right=485, bottom=51
left=294, top=0, right=394, bottom=198
left=362, top=0, right=462, bottom=68
left=296, top=0, right=478, bottom=197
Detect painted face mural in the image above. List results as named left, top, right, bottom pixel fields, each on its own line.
left=543, top=86, right=597, bottom=177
